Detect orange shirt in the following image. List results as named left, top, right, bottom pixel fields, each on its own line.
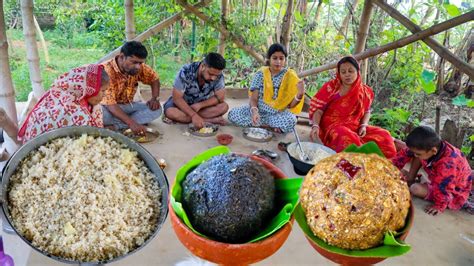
left=101, top=56, right=159, bottom=105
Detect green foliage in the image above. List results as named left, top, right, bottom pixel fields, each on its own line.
left=420, top=69, right=436, bottom=94
left=443, top=3, right=461, bottom=16
left=371, top=108, right=418, bottom=139
left=452, top=95, right=474, bottom=107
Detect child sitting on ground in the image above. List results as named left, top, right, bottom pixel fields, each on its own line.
left=392, top=126, right=472, bottom=216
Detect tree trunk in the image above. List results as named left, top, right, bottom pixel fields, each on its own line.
left=373, top=0, right=474, bottom=80
left=338, top=0, right=360, bottom=37
left=355, top=0, right=373, bottom=82
left=314, top=0, right=323, bottom=24
left=218, top=0, right=229, bottom=55
left=0, top=0, right=20, bottom=156
left=99, top=0, right=212, bottom=63
left=297, top=0, right=307, bottom=16
left=298, top=10, right=474, bottom=77
left=124, top=0, right=136, bottom=40
left=280, top=0, right=295, bottom=53
left=33, top=15, right=49, bottom=64
left=20, top=0, right=44, bottom=99
left=441, top=119, right=465, bottom=149
left=176, top=0, right=265, bottom=64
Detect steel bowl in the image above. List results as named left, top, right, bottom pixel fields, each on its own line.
left=0, top=126, right=169, bottom=265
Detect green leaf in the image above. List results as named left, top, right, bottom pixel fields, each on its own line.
left=452, top=95, right=468, bottom=106
left=421, top=69, right=435, bottom=82
left=421, top=80, right=436, bottom=94
left=469, top=135, right=474, bottom=142
left=443, top=4, right=461, bottom=16
left=467, top=99, right=474, bottom=108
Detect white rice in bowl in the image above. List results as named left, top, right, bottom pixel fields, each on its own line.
left=7, top=134, right=162, bottom=262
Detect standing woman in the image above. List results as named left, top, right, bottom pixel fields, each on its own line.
left=228, top=43, right=305, bottom=133
left=18, top=64, right=109, bottom=143
left=309, top=56, right=397, bottom=158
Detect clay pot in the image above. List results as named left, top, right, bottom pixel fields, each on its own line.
left=216, top=133, right=233, bottom=145
left=305, top=203, right=415, bottom=266
left=170, top=155, right=293, bottom=265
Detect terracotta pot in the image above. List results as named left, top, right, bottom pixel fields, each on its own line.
left=216, top=133, right=234, bottom=145
left=305, top=203, right=415, bottom=266
left=170, top=154, right=293, bottom=265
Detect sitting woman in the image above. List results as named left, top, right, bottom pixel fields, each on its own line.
left=228, top=43, right=305, bottom=133
left=309, top=56, right=397, bottom=158
left=18, top=64, right=109, bottom=143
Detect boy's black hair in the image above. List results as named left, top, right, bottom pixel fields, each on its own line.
left=266, top=43, right=288, bottom=59
left=203, top=52, right=226, bottom=70
left=120, top=41, right=148, bottom=59
left=405, top=126, right=441, bottom=151
left=337, top=56, right=359, bottom=72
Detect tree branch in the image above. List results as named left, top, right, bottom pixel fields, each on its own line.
left=176, top=0, right=265, bottom=64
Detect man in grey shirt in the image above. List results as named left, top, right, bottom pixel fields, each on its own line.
left=163, top=53, right=228, bottom=129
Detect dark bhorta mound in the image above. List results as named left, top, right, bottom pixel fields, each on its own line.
left=182, top=154, right=275, bottom=243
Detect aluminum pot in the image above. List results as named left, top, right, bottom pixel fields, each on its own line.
left=0, top=126, right=169, bottom=265
left=278, top=142, right=336, bottom=175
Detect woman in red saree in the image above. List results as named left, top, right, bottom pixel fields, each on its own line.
left=18, top=64, right=109, bottom=144
left=309, top=56, right=397, bottom=158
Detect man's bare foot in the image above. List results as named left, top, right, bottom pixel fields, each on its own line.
left=205, top=116, right=227, bottom=126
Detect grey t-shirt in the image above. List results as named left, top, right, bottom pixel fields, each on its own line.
left=173, top=61, right=225, bottom=105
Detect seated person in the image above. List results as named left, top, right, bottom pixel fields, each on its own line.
left=163, top=52, right=228, bottom=129
left=18, top=64, right=109, bottom=143
left=228, top=43, right=305, bottom=133
left=309, top=56, right=397, bottom=158
left=392, top=126, right=472, bottom=216
left=101, top=41, right=162, bottom=135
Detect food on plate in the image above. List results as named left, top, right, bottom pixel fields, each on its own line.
left=181, top=154, right=275, bottom=243
left=7, top=134, right=162, bottom=262
left=299, top=152, right=410, bottom=250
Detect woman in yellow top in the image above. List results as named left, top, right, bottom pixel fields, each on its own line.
left=228, top=43, right=305, bottom=133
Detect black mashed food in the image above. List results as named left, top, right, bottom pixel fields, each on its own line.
left=182, top=154, right=275, bottom=243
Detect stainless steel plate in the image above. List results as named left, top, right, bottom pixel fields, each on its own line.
left=243, top=127, right=273, bottom=142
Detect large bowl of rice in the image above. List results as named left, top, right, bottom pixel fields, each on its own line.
left=1, top=126, right=169, bottom=264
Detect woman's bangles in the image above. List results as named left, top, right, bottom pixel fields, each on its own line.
left=250, top=106, right=259, bottom=113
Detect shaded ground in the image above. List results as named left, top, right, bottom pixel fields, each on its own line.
left=3, top=96, right=473, bottom=266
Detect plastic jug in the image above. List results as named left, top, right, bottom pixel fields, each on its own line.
left=0, top=236, right=14, bottom=266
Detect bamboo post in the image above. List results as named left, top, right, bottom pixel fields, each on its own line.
left=124, top=0, right=136, bottom=40
left=20, top=0, right=44, bottom=99
left=0, top=0, right=20, bottom=157
left=298, top=10, right=474, bottom=77
left=354, top=0, right=373, bottom=82
left=217, top=0, right=229, bottom=55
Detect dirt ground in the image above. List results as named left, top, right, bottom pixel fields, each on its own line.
left=3, top=96, right=473, bottom=266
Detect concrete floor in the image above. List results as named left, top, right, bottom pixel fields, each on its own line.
left=4, top=97, right=473, bottom=265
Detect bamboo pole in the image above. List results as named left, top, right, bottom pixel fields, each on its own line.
left=373, top=0, right=474, bottom=80
left=299, top=10, right=474, bottom=77
left=98, top=0, right=211, bottom=63
left=217, top=0, right=229, bottom=55
left=20, top=0, right=44, bottom=99
left=33, top=15, right=50, bottom=64
left=124, top=0, right=136, bottom=40
left=0, top=0, right=20, bottom=156
left=176, top=0, right=266, bottom=64
left=354, top=0, right=373, bottom=82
